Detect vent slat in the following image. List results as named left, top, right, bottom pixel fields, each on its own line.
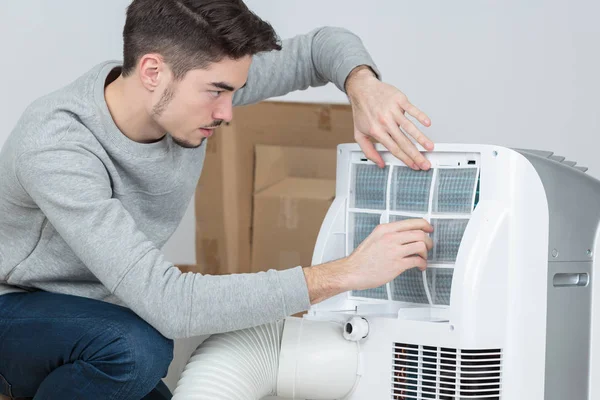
left=394, top=357, right=502, bottom=373
left=393, top=377, right=502, bottom=387
left=392, top=392, right=502, bottom=399
left=393, top=392, right=502, bottom=399
left=393, top=364, right=503, bottom=373
left=392, top=368, right=501, bottom=381
left=394, top=349, right=500, bottom=359
left=394, top=346, right=502, bottom=360
left=393, top=382, right=502, bottom=390
left=392, top=342, right=503, bottom=399
left=395, top=346, right=500, bottom=355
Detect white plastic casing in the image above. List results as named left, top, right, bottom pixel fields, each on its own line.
left=307, top=143, right=550, bottom=399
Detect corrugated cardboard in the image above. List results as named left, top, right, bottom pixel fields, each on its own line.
left=251, top=145, right=336, bottom=272
left=194, top=134, right=229, bottom=275
left=195, top=101, right=354, bottom=275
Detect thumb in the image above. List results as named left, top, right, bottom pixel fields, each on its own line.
left=355, top=131, right=385, bottom=168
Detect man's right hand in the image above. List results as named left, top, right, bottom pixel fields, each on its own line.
left=303, top=218, right=433, bottom=305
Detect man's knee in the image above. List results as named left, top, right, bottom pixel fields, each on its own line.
left=123, top=320, right=173, bottom=382
left=99, top=312, right=174, bottom=390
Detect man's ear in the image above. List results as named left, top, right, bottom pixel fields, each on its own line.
left=138, top=54, right=167, bottom=92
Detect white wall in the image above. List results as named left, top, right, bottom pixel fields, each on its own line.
left=0, top=1, right=127, bottom=137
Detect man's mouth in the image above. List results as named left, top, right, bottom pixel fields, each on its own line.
left=198, top=120, right=222, bottom=138
left=199, top=128, right=214, bottom=137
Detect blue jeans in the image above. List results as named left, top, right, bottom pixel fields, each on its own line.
left=0, top=291, right=174, bottom=399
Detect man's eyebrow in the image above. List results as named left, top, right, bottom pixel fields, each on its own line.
left=210, top=81, right=247, bottom=91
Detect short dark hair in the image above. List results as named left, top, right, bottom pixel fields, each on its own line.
left=122, top=0, right=281, bottom=79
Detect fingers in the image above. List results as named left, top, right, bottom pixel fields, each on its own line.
left=383, top=115, right=425, bottom=170
left=402, top=101, right=431, bottom=129
left=397, top=98, right=434, bottom=150
left=396, top=115, right=434, bottom=169
left=369, top=110, right=432, bottom=170
left=361, top=125, right=412, bottom=169
left=405, top=255, right=428, bottom=272
left=389, top=110, right=432, bottom=170
left=355, top=132, right=385, bottom=168
left=377, top=218, right=433, bottom=236
left=352, top=82, right=434, bottom=173
left=393, top=229, right=434, bottom=250
left=400, top=241, right=429, bottom=260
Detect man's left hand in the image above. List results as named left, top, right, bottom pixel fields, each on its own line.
left=345, top=66, right=434, bottom=170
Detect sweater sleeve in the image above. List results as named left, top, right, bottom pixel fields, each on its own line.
left=15, top=143, right=310, bottom=339
left=232, top=26, right=380, bottom=106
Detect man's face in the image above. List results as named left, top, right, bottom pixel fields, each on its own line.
left=150, top=56, right=252, bottom=148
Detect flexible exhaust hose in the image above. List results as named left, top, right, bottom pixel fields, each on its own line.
left=172, top=320, right=284, bottom=400
left=172, top=317, right=359, bottom=400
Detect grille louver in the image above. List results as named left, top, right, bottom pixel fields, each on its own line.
left=392, top=343, right=502, bottom=399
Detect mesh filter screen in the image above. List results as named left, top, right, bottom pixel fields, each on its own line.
left=430, top=219, right=469, bottom=263
left=352, top=213, right=380, bottom=248
left=389, top=215, right=412, bottom=223
left=351, top=212, right=388, bottom=299
left=352, top=164, right=389, bottom=209
left=433, top=168, right=478, bottom=213
left=352, top=285, right=388, bottom=300
left=426, top=268, right=453, bottom=305
left=391, top=267, right=429, bottom=304
left=348, top=161, right=479, bottom=305
left=390, top=167, right=433, bottom=212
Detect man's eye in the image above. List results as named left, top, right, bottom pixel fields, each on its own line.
left=209, top=91, right=223, bottom=98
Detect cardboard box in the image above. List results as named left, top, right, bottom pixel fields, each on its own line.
left=194, top=135, right=229, bottom=275
left=195, top=101, right=355, bottom=275
left=251, top=145, right=336, bottom=272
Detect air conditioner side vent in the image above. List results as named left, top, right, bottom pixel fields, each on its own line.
left=392, top=342, right=503, bottom=399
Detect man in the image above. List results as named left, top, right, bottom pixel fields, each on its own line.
left=0, top=0, right=435, bottom=399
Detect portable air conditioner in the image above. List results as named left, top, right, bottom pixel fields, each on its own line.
left=173, top=143, right=600, bottom=400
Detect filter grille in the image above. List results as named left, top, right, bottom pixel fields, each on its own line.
left=433, top=168, right=479, bottom=213
left=391, top=167, right=434, bottom=212
left=429, top=219, right=469, bottom=263
left=351, top=212, right=388, bottom=299
left=392, top=343, right=502, bottom=399
left=391, top=267, right=429, bottom=303
left=348, top=162, right=479, bottom=304
left=352, top=164, right=389, bottom=209
left=425, top=268, right=453, bottom=305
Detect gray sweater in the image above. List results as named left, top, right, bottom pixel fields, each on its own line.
left=0, top=27, right=378, bottom=339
